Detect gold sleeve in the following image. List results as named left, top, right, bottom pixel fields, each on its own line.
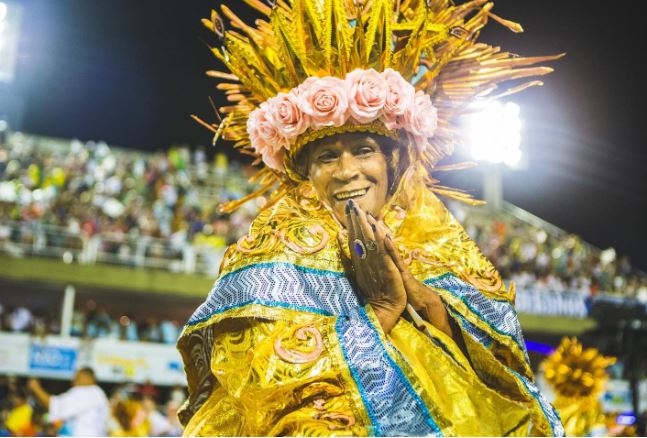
left=180, top=313, right=370, bottom=437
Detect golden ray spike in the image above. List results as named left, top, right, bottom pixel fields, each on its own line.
left=249, top=167, right=274, bottom=184
left=292, top=0, right=307, bottom=57
left=486, top=11, right=523, bottom=33
left=364, top=0, right=392, bottom=68
left=483, top=80, right=544, bottom=100
left=271, top=12, right=307, bottom=84
left=223, top=35, right=282, bottom=97
left=220, top=179, right=279, bottom=213
left=220, top=5, right=263, bottom=42
left=321, top=0, right=334, bottom=71
left=207, top=71, right=240, bottom=81
left=436, top=0, right=486, bottom=24
left=190, top=114, right=218, bottom=134
left=226, top=94, right=247, bottom=102
left=432, top=161, right=478, bottom=172
left=350, top=1, right=368, bottom=67
left=241, top=0, right=272, bottom=16
left=304, top=0, right=324, bottom=34
left=331, top=0, right=354, bottom=74
left=301, top=1, right=327, bottom=73
left=212, top=112, right=236, bottom=147
left=392, top=0, right=427, bottom=78
left=481, top=52, right=566, bottom=68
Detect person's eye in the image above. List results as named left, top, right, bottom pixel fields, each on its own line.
left=318, top=151, right=337, bottom=162
left=355, top=145, right=375, bottom=156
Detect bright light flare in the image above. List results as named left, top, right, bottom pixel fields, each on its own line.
left=465, top=101, right=523, bottom=167
left=0, top=3, right=8, bottom=21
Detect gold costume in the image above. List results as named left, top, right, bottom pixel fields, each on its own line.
left=542, top=338, right=616, bottom=437
left=178, top=0, right=564, bottom=435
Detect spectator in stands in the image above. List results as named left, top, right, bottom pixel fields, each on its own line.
left=136, top=379, right=159, bottom=403
left=7, top=307, right=31, bottom=333
left=4, top=388, right=35, bottom=437
left=110, top=397, right=149, bottom=437
left=160, top=319, right=180, bottom=344
left=142, top=396, right=174, bottom=437
left=141, top=318, right=162, bottom=343
left=28, top=366, right=109, bottom=436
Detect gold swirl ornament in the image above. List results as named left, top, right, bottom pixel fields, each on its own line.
left=274, top=326, right=324, bottom=364
left=279, top=224, right=330, bottom=255
left=313, top=412, right=357, bottom=431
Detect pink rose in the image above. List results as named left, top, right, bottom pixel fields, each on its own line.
left=404, top=91, right=438, bottom=151
left=266, top=91, right=309, bottom=139
left=261, top=147, right=286, bottom=171
left=297, top=76, right=349, bottom=129
left=346, top=68, right=387, bottom=124
left=380, top=68, right=415, bottom=130
left=247, top=103, right=289, bottom=170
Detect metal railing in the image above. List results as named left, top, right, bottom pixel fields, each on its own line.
left=0, top=220, right=225, bottom=278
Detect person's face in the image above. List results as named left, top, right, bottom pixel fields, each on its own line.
left=72, top=370, right=93, bottom=386
left=306, top=134, right=389, bottom=228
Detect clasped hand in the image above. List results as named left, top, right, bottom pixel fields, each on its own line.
left=338, top=200, right=449, bottom=335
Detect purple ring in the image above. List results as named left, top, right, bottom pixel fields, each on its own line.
left=353, top=239, right=367, bottom=259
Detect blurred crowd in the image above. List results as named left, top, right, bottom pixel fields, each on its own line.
left=0, top=300, right=181, bottom=344
left=0, top=375, right=184, bottom=436
left=449, top=202, right=647, bottom=303
left=1, top=133, right=646, bottom=300
left=0, top=134, right=258, bottom=276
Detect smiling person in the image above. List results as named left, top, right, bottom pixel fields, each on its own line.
left=177, top=0, right=564, bottom=436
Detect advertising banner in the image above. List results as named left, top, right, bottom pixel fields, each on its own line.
left=0, top=333, right=30, bottom=374
left=0, top=333, right=186, bottom=386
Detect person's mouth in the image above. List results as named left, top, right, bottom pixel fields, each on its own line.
left=333, top=187, right=369, bottom=201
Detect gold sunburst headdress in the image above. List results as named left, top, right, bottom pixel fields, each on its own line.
left=541, top=337, right=617, bottom=436
left=195, top=0, right=563, bottom=212
left=542, top=337, right=616, bottom=400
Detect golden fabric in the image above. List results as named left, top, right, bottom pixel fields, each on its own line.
left=177, top=167, right=564, bottom=436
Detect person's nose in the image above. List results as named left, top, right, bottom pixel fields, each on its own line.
left=332, top=152, right=361, bottom=183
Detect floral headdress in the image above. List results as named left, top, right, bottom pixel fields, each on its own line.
left=196, top=0, right=562, bottom=211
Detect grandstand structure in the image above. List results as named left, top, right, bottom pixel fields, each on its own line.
left=1, top=132, right=646, bottom=386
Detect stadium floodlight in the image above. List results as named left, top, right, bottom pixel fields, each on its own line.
left=0, top=1, right=21, bottom=83
left=0, top=3, right=7, bottom=50
left=465, top=101, right=523, bottom=167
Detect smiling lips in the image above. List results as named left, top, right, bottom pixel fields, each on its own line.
left=334, top=187, right=369, bottom=201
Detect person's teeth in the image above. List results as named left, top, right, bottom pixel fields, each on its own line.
left=335, top=188, right=367, bottom=200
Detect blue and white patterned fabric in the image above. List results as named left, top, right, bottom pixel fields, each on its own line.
left=507, top=368, right=565, bottom=437
left=187, top=262, right=360, bottom=324
left=448, top=307, right=494, bottom=349
left=424, top=273, right=530, bottom=364
left=336, top=306, right=442, bottom=437
left=428, top=274, right=564, bottom=437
